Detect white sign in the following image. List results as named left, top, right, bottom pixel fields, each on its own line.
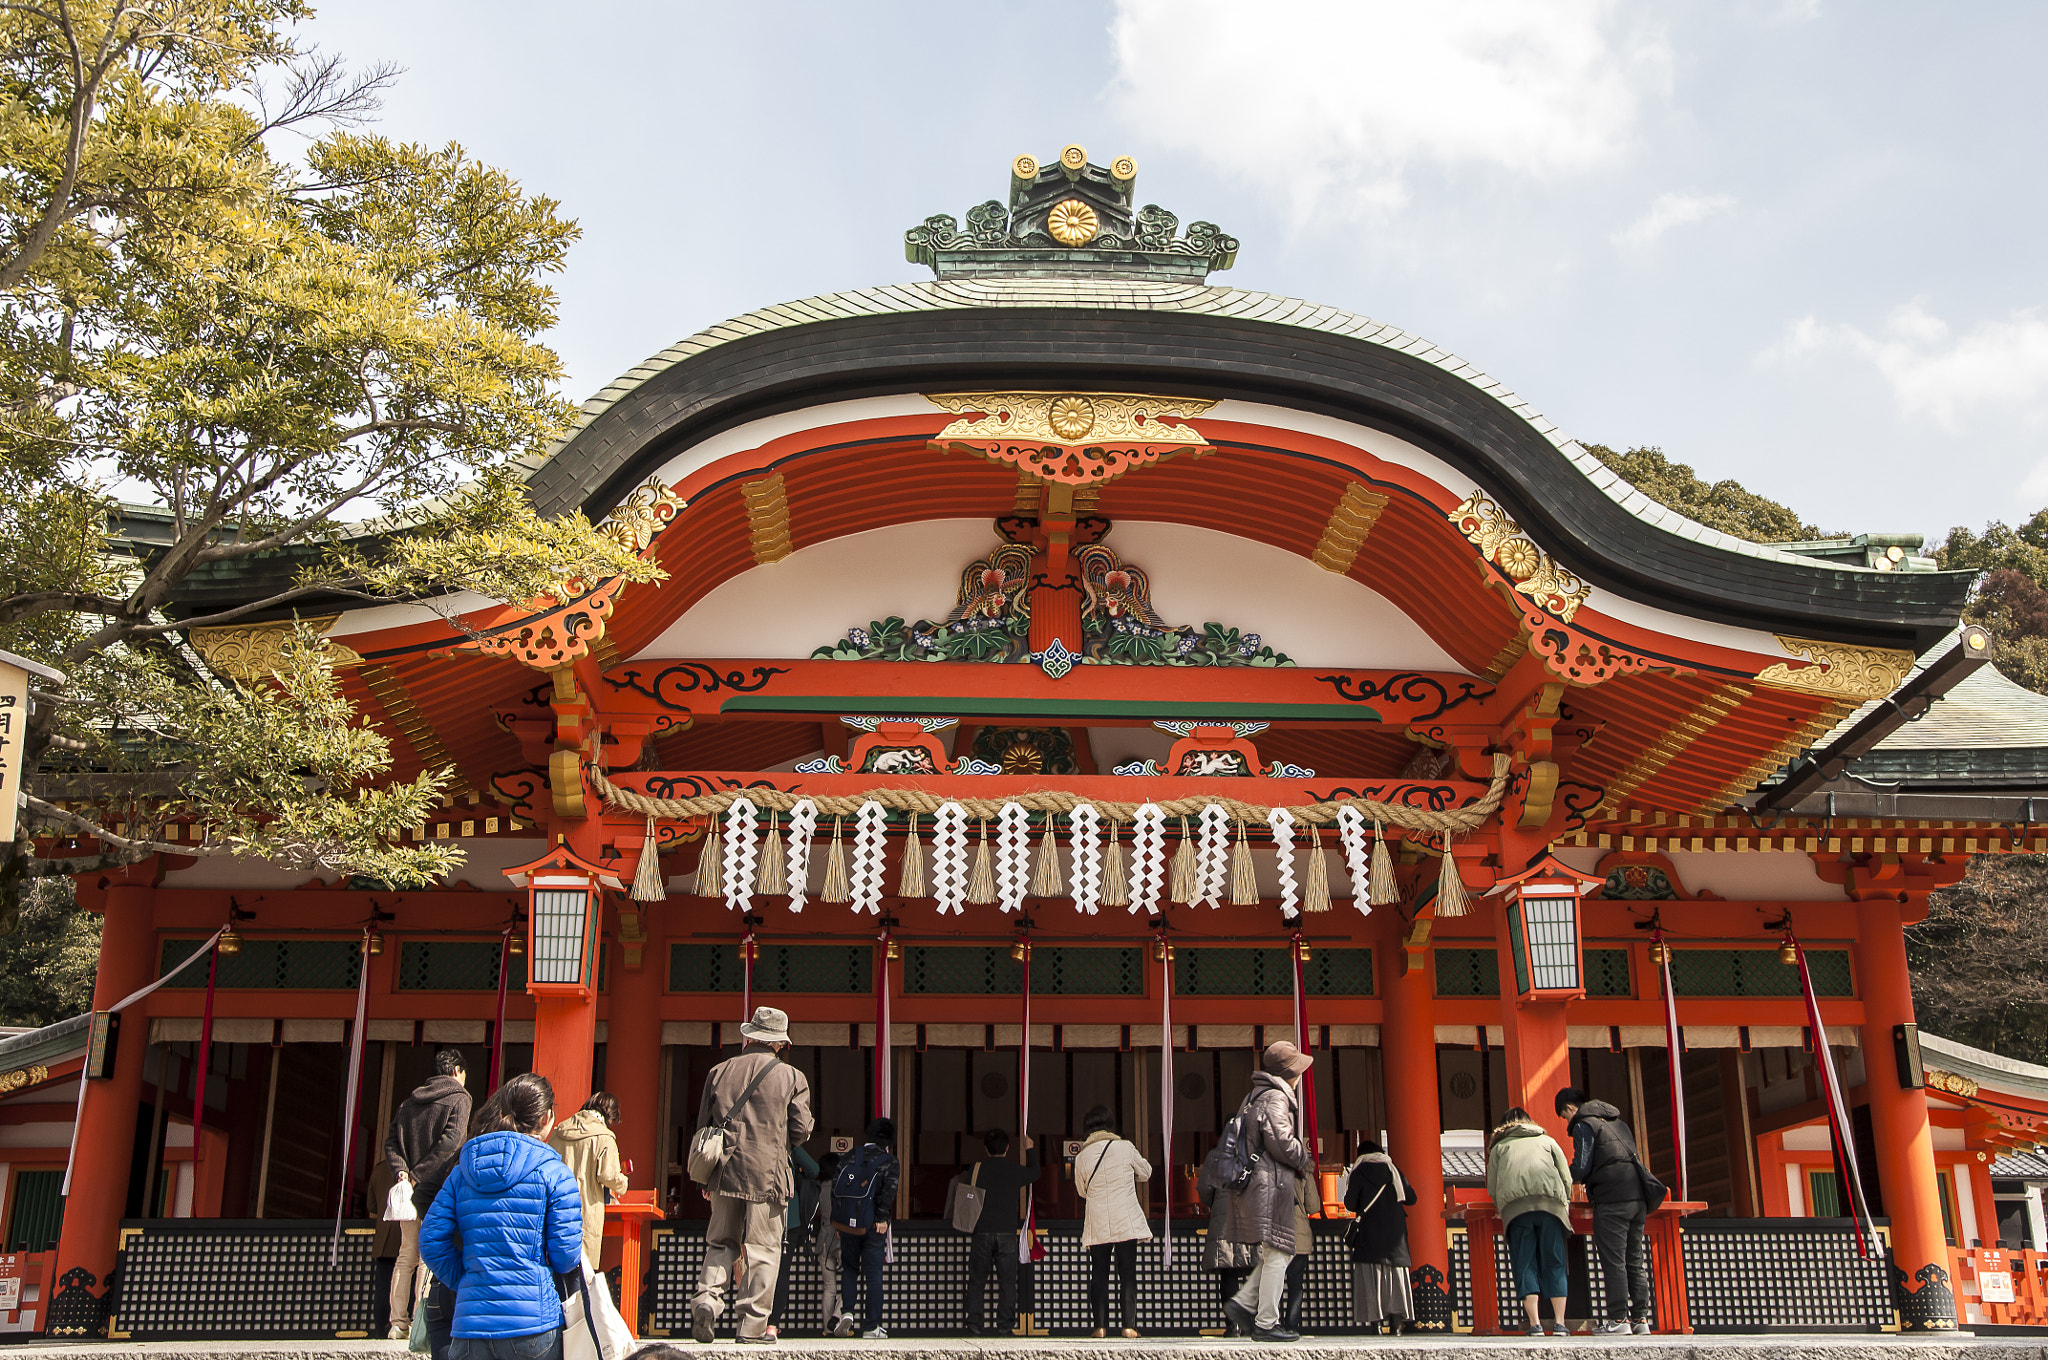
left=0, top=1276, right=19, bottom=1310
left=0, top=651, right=61, bottom=846
left=1981, top=1269, right=2015, bottom=1303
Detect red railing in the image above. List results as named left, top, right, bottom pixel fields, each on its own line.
left=1950, top=1245, right=2048, bottom=1328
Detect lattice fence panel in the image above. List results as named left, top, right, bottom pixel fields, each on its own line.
left=113, top=1221, right=377, bottom=1339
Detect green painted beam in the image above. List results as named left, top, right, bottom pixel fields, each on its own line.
left=718, top=696, right=1383, bottom=723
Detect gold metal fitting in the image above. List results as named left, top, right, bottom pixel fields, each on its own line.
left=1110, top=155, right=1137, bottom=183
left=1012, top=153, right=1039, bottom=183
left=1059, top=143, right=1088, bottom=172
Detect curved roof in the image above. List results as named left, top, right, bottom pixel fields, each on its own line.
left=525, top=277, right=1970, bottom=650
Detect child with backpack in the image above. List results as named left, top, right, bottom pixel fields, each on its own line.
left=829, top=1119, right=900, bottom=1339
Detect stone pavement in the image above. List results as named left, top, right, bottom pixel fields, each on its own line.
left=3, top=1336, right=2048, bottom=1360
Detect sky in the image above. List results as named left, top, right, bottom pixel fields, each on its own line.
left=298, top=0, right=2048, bottom=540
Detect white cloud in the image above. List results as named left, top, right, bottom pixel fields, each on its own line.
left=1109, top=0, right=1671, bottom=220
left=1761, top=303, right=2048, bottom=430
left=1612, top=191, right=1736, bottom=248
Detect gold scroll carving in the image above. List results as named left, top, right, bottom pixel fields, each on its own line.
left=0, top=1064, right=49, bottom=1094
left=1755, top=636, right=1914, bottom=701
left=1449, top=492, right=1592, bottom=624
left=189, top=615, right=362, bottom=684
left=926, top=391, right=1218, bottom=485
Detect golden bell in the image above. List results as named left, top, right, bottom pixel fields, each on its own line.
left=885, top=940, right=901, bottom=961
left=1648, top=941, right=1669, bottom=967
left=1779, top=938, right=1798, bottom=966
left=1298, top=944, right=1312, bottom=962
left=217, top=928, right=242, bottom=956
left=507, top=933, right=525, bottom=957
left=1010, top=941, right=1028, bottom=962
left=362, top=930, right=384, bottom=956
left=1152, top=940, right=1175, bottom=962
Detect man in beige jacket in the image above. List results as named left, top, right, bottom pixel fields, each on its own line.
left=690, top=1006, right=815, bottom=1344
left=549, top=1090, right=630, bottom=1267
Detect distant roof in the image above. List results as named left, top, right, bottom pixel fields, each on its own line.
left=0, top=1013, right=89, bottom=1072
left=1920, top=1030, right=2048, bottom=1102
left=1993, top=1149, right=2048, bottom=1179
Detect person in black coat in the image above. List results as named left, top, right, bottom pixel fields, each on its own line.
left=1341, top=1140, right=1417, bottom=1333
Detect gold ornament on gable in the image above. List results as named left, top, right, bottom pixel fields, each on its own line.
left=926, top=391, right=1218, bottom=485
left=1755, top=636, right=1914, bottom=701
left=189, top=614, right=362, bottom=685
left=1450, top=491, right=1592, bottom=624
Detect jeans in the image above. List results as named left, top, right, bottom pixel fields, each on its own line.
left=1088, top=1240, right=1137, bottom=1331
left=1592, top=1199, right=1650, bottom=1321
left=391, top=1219, right=423, bottom=1330
left=1231, top=1244, right=1291, bottom=1331
left=448, top=1330, right=563, bottom=1360
left=1506, top=1212, right=1570, bottom=1301
left=425, top=1277, right=455, bottom=1360
left=1281, top=1253, right=1308, bottom=1332
left=966, top=1231, right=1019, bottom=1331
left=840, top=1228, right=887, bottom=1331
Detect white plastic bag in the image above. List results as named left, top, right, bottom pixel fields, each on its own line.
left=563, top=1254, right=633, bottom=1360
left=385, top=1179, right=418, bottom=1222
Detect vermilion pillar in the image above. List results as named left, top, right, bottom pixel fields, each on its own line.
left=1380, top=911, right=1451, bottom=1330
left=1494, top=890, right=1573, bottom=1139
left=56, top=871, right=157, bottom=1295
left=606, top=900, right=661, bottom=1187
left=1854, top=894, right=1957, bottom=1330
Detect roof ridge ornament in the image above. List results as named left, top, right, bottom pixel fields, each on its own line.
left=905, top=143, right=1239, bottom=282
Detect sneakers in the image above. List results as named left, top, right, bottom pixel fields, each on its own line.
left=1548, top=1321, right=1571, bottom=1336
left=736, top=1334, right=776, bottom=1345
left=1223, top=1298, right=1255, bottom=1336
left=829, top=1316, right=859, bottom=1338
left=388, top=1325, right=410, bottom=1341
left=862, top=1327, right=889, bottom=1340
left=1632, top=1320, right=1653, bottom=1335
left=1593, top=1319, right=1633, bottom=1334
left=1527, top=1325, right=1547, bottom=1337
left=1251, top=1324, right=1301, bottom=1343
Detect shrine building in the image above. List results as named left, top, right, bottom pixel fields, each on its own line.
left=23, top=145, right=2048, bottom=1339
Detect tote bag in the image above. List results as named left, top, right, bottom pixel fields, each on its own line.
left=562, top=1256, right=633, bottom=1360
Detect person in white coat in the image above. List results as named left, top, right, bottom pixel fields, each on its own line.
left=1074, top=1104, right=1153, bottom=1338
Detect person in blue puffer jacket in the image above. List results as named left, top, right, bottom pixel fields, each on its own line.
left=420, top=1072, right=585, bottom=1360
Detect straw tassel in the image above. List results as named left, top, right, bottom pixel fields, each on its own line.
left=967, top=819, right=998, bottom=905
left=632, top=817, right=666, bottom=902
left=899, top=813, right=928, bottom=898
left=1230, top=821, right=1259, bottom=906
left=1369, top=820, right=1400, bottom=907
left=1170, top=817, right=1196, bottom=904
left=821, top=817, right=851, bottom=903
left=1436, top=839, right=1471, bottom=917
left=1032, top=812, right=1065, bottom=898
left=692, top=819, right=725, bottom=898
left=1303, top=827, right=1332, bottom=914
left=755, top=812, right=787, bottom=897
left=1101, top=830, right=1130, bottom=909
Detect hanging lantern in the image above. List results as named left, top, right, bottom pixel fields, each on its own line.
left=1492, top=854, right=1604, bottom=1001
left=503, top=843, right=625, bottom=1000
left=217, top=928, right=243, bottom=956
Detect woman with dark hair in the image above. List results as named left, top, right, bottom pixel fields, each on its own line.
left=421, top=1073, right=585, bottom=1360
left=1342, top=1138, right=1418, bottom=1333
left=1486, top=1105, right=1574, bottom=1338
left=1074, top=1104, right=1152, bottom=1338
left=548, top=1090, right=629, bottom=1268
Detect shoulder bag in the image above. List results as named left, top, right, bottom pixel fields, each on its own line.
left=947, top=1161, right=987, bottom=1233
left=686, top=1056, right=779, bottom=1186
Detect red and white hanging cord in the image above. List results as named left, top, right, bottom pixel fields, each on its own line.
left=1797, top=934, right=1880, bottom=1256
left=1655, top=930, right=1689, bottom=1203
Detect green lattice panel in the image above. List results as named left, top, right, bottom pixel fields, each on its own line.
left=755, top=944, right=873, bottom=994
left=1307, top=948, right=1374, bottom=997
left=1040, top=946, right=1142, bottom=995
left=159, top=938, right=361, bottom=990
left=1668, top=949, right=1853, bottom=998
left=669, top=944, right=743, bottom=993
left=1175, top=948, right=1289, bottom=995
left=1434, top=947, right=1499, bottom=997
left=905, top=946, right=1024, bottom=994
left=1584, top=949, right=1632, bottom=998
left=396, top=941, right=525, bottom=991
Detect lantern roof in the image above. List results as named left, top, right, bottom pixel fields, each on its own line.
left=1489, top=852, right=1606, bottom=894
left=502, top=842, right=625, bottom=890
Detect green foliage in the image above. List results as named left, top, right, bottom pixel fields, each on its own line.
left=0, top=4, right=657, bottom=894
left=0, top=878, right=101, bottom=1028
left=1909, top=854, right=2048, bottom=1065
left=1583, top=444, right=1824, bottom=543
left=809, top=615, right=1292, bottom=667
left=1935, top=518, right=2048, bottom=693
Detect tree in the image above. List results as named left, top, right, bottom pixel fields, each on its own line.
left=0, top=879, right=100, bottom=1028
left=1935, top=519, right=2048, bottom=694
left=0, top=2, right=662, bottom=914
left=1908, top=854, right=2048, bottom=1064
left=1583, top=444, right=1824, bottom=542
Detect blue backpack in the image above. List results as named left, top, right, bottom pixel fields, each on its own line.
left=832, top=1146, right=885, bottom=1235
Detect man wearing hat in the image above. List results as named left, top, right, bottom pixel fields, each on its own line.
left=691, top=1006, right=816, bottom=1343
left=1221, top=1040, right=1315, bottom=1343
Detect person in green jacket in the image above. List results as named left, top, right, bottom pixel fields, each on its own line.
left=1484, top=1107, right=1574, bottom=1337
